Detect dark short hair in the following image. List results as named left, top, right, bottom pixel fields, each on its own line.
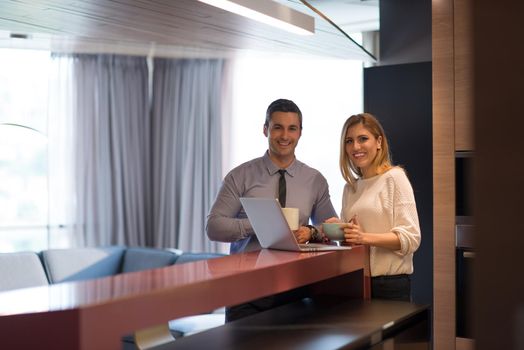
left=264, top=99, right=303, bottom=129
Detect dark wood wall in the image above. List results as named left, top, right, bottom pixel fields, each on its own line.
left=473, top=1, right=524, bottom=349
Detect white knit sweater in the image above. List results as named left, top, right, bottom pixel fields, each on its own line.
left=340, top=167, right=421, bottom=277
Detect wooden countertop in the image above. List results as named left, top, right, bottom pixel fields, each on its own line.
left=0, top=246, right=368, bottom=350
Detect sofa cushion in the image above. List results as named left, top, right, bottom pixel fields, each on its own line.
left=42, top=246, right=126, bottom=283
left=0, top=252, right=49, bottom=292
left=121, top=247, right=179, bottom=273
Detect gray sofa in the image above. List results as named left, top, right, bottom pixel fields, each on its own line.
left=0, top=246, right=226, bottom=348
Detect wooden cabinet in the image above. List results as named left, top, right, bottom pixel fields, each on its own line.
left=433, top=0, right=474, bottom=348
left=454, top=0, right=474, bottom=151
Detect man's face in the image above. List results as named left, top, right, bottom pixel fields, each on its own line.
left=264, top=111, right=302, bottom=163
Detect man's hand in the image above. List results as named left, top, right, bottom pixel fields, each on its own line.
left=294, top=226, right=312, bottom=243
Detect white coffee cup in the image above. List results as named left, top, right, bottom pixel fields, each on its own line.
left=281, top=207, right=299, bottom=231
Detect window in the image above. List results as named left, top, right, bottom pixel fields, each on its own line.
left=0, top=49, right=51, bottom=252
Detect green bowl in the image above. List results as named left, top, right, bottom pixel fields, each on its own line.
left=322, top=223, right=345, bottom=241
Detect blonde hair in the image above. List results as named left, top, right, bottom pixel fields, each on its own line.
left=339, top=113, right=393, bottom=188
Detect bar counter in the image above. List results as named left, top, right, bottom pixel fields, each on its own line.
left=0, top=246, right=369, bottom=350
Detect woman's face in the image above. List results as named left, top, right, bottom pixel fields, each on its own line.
left=344, top=123, right=382, bottom=178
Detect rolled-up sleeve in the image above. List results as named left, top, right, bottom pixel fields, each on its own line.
left=391, top=173, right=421, bottom=256
left=310, top=173, right=337, bottom=224
left=206, top=173, right=253, bottom=243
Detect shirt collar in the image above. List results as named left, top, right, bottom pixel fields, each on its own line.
left=262, top=150, right=298, bottom=177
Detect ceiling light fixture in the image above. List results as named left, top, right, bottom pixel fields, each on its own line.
left=299, top=0, right=376, bottom=61
left=198, top=0, right=315, bottom=35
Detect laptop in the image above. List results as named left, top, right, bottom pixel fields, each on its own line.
left=239, top=197, right=352, bottom=252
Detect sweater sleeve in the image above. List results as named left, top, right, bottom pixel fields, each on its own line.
left=390, top=169, right=421, bottom=256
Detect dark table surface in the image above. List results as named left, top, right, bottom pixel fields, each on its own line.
left=155, top=298, right=430, bottom=350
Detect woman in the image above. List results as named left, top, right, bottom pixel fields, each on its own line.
left=327, top=113, right=421, bottom=301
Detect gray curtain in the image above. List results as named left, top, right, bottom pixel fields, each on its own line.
left=151, top=58, right=224, bottom=252
left=69, top=54, right=150, bottom=247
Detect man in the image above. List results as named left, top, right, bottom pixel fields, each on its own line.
left=206, top=98, right=337, bottom=321
left=206, top=98, right=337, bottom=253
